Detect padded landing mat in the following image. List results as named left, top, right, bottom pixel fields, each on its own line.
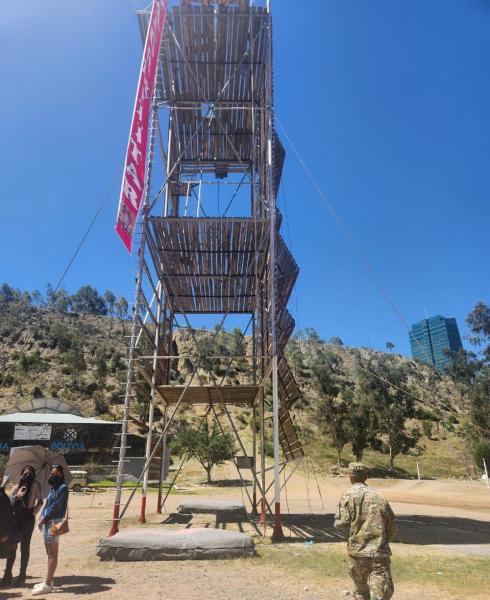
left=96, top=527, right=254, bottom=561
left=177, top=499, right=246, bottom=515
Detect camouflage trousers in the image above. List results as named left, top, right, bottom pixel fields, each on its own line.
left=348, top=556, right=394, bottom=600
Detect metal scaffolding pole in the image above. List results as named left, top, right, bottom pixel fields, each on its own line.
left=259, top=387, right=267, bottom=524
left=109, top=215, right=147, bottom=537
left=156, top=406, right=168, bottom=514
left=138, top=98, right=162, bottom=524
left=265, top=8, right=283, bottom=539
left=139, top=280, right=164, bottom=522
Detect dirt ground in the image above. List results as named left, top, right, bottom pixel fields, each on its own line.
left=1, top=471, right=489, bottom=600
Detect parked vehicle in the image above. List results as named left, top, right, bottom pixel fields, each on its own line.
left=69, top=470, right=88, bottom=492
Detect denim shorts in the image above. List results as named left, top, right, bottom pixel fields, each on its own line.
left=43, top=519, right=63, bottom=544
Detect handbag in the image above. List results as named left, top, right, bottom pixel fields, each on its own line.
left=50, top=503, right=69, bottom=537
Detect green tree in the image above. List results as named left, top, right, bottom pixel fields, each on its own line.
left=309, top=347, right=352, bottom=464
left=473, top=440, right=490, bottom=473
left=303, top=327, right=323, bottom=344
left=17, top=354, right=29, bottom=374
left=110, top=351, right=124, bottom=374
left=104, top=290, right=116, bottom=316
left=359, top=356, right=419, bottom=469
left=348, top=389, right=379, bottom=462
left=171, top=419, right=236, bottom=483
left=464, top=302, right=490, bottom=448
left=104, top=290, right=116, bottom=336
left=49, top=322, right=72, bottom=352
left=466, top=302, right=490, bottom=360
left=0, top=283, right=18, bottom=303
left=94, top=348, right=108, bottom=385
left=64, top=339, right=87, bottom=384
left=115, top=296, right=129, bottom=334
left=229, top=327, right=246, bottom=371
left=71, top=285, right=107, bottom=315
left=195, top=332, right=217, bottom=376
left=386, top=341, right=395, bottom=352
left=46, top=286, right=72, bottom=312
left=422, top=420, right=433, bottom=439
left=468, top=374, right=490, bottom=443
left=444, top=348, right=480, bottom=408
left=31, top=290, right=44, bottom=307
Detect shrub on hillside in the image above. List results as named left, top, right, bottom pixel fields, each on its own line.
left=473, top=440, right=490, bottom=472
left=422, top=420, right=433, bottom=439
left=0, top=373, right=14, bottom=386
left=31, top=386, right=43, bottom=398
left=84, top=382, right=98, bottom=396
left=49, top=385, right=60, bottom=398
left=264, top=440, right=274, bottom=458
left=49, top=322, right=72, bottom=352
left=94, top=395, right=109, bottom=415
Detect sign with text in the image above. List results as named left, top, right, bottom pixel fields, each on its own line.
left=14, top=424, right=52, bottom=441
left=115, top=0, right=168, bottom=252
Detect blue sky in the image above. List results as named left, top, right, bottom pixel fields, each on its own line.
left=0, top=0, right=489, bottom=356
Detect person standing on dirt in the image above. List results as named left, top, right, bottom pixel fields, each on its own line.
left=32, top=464, right=68, bottom=597
left=334, top=463, right=396, bottom=600
left=0, top=459, right=16, bottom=557
left=2, top=465, right=43, bottom=587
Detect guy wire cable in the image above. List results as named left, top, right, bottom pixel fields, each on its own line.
left=3, top=165, right=123, bottom=378
left=280, top=179, right=327, bottom=511
left=275, top=116, right=442, bottom=379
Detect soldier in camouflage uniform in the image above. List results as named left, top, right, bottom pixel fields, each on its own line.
left=334, top=463, right=396, bottom=600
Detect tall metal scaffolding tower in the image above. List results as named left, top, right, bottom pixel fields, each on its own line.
left=111, top=0, right=303, bottom=539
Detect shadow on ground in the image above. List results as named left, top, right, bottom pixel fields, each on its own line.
left=275, top=514, right=490, bottom=545
left=52, top=575, right=115, bottom=595
left=158, top=511, right=490, bottom=546
left=161, top=513, right=193, bottom=525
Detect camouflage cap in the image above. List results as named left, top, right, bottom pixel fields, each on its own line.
left=348, top=462, right=368, bottom=474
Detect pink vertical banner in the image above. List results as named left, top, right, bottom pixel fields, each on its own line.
left=115, top=0, right=168, bottom=253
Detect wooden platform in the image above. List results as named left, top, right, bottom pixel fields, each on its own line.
left=157, top=4, right=269, bottom=104
left=147, top=217, right=269, bottom=313
left=138, top=3, right=284, bottom=187
left=156, top=384, right=259, bottom=406
left=139, top=3, right=269, bottom=168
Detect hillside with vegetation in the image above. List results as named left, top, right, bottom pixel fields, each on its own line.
left=0, top=282, right=488, bottom=480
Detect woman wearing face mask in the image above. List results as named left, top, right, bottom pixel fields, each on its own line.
left=32, top=465, right=68, bottom=596
left=1, top=465, right=43, bottom=587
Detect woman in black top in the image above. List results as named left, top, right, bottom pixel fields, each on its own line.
left=0, top=461, right=15, bottom=578
left=2, top=465, right=43, bottom=586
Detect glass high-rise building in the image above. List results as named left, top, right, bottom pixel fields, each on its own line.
left=409, top=315, right=463, bottom=371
